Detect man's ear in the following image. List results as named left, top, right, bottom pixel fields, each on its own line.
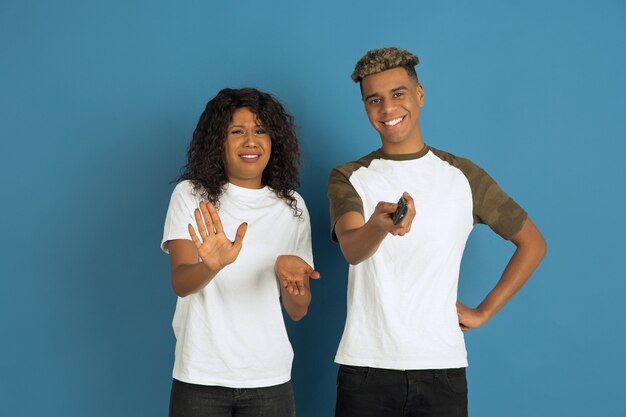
left=416, top=84, right=425, bottom=107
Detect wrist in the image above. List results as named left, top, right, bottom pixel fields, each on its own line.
left=365, top=216, right=390, bottom=236
left=199, top=260, right=222, bottom=277
left=275, top=254, right=293, bottom=277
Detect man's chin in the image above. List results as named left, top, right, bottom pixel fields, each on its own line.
left=379, top=134, right=406, bottom=145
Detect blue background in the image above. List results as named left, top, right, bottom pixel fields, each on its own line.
left=1, top=0, right=625, bottom=416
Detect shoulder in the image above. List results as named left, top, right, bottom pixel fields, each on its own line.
left=330, top=149, right=384, bottom=180
left=290, top=189, right=306, bottom=203
left=172, top=179, right=194, bottom=195
left=169, top=180, right=205, bottom=208
left=428, top=146, right=487, bottom=178
left=173, top=179, right=207, bottom=198
left=286, top=190, right=307, bottom=209
left=429, top=146, right=478, bottom=167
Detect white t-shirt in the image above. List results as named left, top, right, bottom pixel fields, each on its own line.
left=328, top=146, right=527, bottom=370
left=161, top=180, right=313, bottom=388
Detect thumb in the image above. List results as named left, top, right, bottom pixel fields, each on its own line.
left=378, top=201, right=398, bottom=214
left=232, top=222, right=248, bottom=249
left=310, top=270, right=321, bottom=279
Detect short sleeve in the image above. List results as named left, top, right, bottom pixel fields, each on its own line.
left=293, top=196, right=314, bottom=268
left=327, top=166, right=364, bottom=242
left=161, top=181, right=200, bottom=253
left=470, top=165, right=528, bottom=240
left=429, top=148, right=528, bottom=240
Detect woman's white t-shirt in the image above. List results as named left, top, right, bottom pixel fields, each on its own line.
left=161, top=181, right=313, bottom=388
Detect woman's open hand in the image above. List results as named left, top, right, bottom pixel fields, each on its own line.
left=188, top=201, right=247, bottom=273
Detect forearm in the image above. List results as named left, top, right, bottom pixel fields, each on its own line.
left=338, top=220, right=388, bottom=265
left=477, top=231, right=547, bottom=320
left=171, top=262, right=219, bottom=297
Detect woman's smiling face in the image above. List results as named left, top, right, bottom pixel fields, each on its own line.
left=223, top=107, right=272, bottom=189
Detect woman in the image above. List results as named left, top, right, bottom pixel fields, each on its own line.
left=161, top=88, right=319, bottom=417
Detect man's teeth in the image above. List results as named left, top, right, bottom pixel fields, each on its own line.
left=384, top=117, right=403, bottom=126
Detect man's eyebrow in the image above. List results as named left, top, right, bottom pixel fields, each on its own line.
left=391, top=86, right=408, bottom=93
left=363, top=92, right=379, bottom=102
left=363, top=85, right=408, bottom=102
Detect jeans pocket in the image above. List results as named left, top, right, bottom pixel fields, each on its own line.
left=337, top=365, right=370, bottom=391
left=440, top=368, right=468, bottom=394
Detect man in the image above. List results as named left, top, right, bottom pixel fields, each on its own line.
left=328, top=47, right=547, bottom=417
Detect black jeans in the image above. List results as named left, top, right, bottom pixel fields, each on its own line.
left=335, top=365, right=468, bottom=417
left=169, top=379, right=295, bottom=417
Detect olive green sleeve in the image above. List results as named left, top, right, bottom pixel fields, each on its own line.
left=327, top=165, right=364, bottom=242
left=430, top=147, right=528, bottom=240
left=467, top=164, right=528, bottom=240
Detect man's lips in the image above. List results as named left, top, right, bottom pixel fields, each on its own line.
left=380, top=115, right=405, bottom=128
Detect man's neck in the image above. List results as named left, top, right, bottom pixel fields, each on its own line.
left=380, top=137, right=425, bottom=155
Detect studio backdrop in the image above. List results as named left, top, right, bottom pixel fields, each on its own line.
left=1, top=0, right=625, bottom=416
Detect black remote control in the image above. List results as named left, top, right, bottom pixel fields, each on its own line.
left=392, top=196, right=408, bottom=225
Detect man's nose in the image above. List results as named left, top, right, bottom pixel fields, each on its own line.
left=381, top=98, right=397, bottom=114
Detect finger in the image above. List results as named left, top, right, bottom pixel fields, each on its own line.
left=402, top=191, right=414, bottom=206
left=391, top=221, right=410, bottom=233
left=299, top=259, right=315, bottom=274
left=296, top=280, right=305, bottom=295
left=194, top=208, right=210, bottom=240
left=232, top=222, right=248, bottom=250
left=310, top=270, right=321, bottom=279
left=199, top=202, right=216, bottom=235
left=206, top=203, right=224, bottom=235
left=188, top=224, right=202, bottom=248
left=403, top=192, right=415, bottom=215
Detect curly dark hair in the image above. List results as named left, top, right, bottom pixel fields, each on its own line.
left=176, top=88, right=302, bottom=216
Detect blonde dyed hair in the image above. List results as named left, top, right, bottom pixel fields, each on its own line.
left=351, top=47, right=420, bottom=83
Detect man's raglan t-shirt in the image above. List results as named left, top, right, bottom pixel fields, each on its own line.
left=328, top=146, right=527, bottom=370
left=162, top=180, right=314, bottom=388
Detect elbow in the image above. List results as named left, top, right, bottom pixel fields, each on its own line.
left=532, top=228, right=548, bottom=261
left=340, top=247, right=366, bottom=266
left=173, top=290, right=189, bottom=298
left=172, top=286, right=188, bottom=298
left=348, top=255, right=369, bottom=266
left=171, top=279, right=191, bottom=298
left=521, top=236, right=547, bottom=265
left=540, top=234, right=547, bottom=256
left=286, top=304, right=309, bottom=321
left=344, top=251, right=364, bottom=265
left=538, top=236, right=548, bottom=262
left=288, top=308, right=308, bottom=322
left=514, top=219, right=548, bottom=262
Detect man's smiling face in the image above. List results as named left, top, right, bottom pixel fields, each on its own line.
left=361, top=67, right=425, bottom=153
